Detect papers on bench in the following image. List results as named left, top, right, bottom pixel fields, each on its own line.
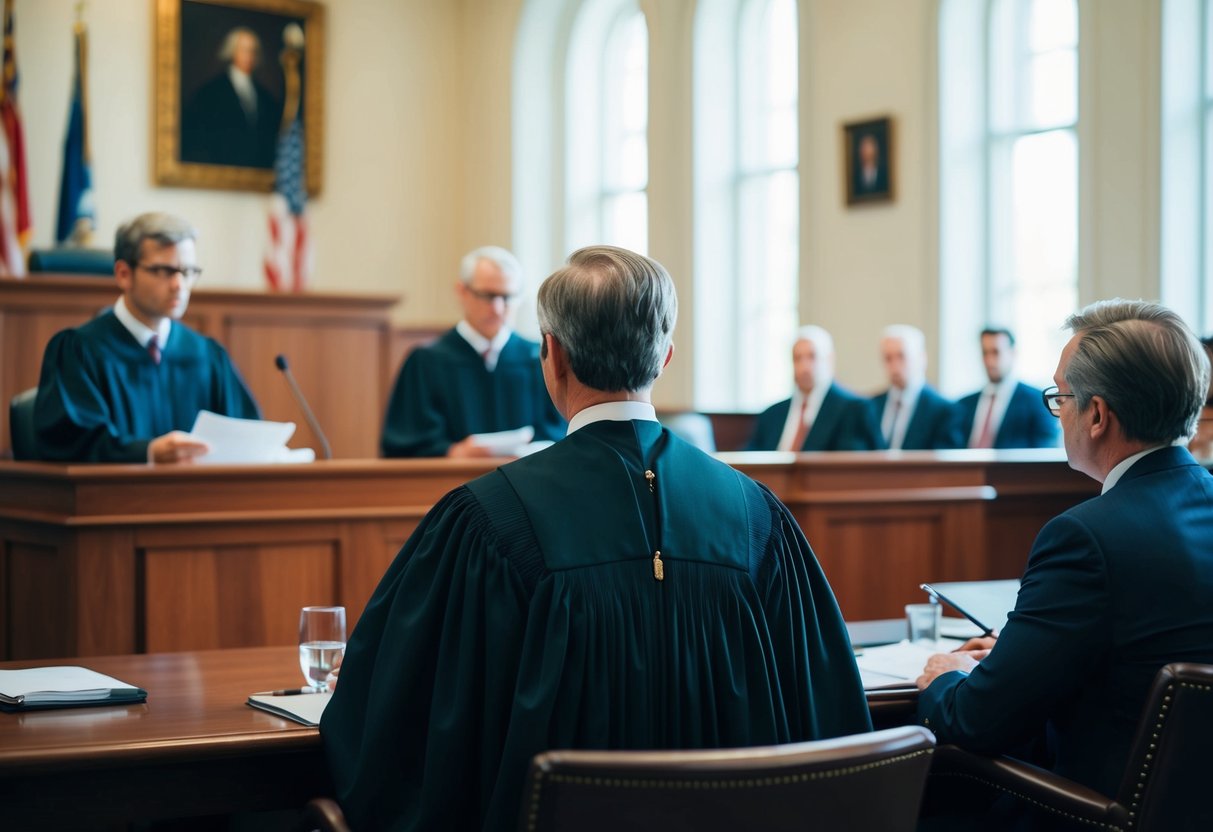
left=855, top=639, right=964, bottom=691
left=0, top=666, right=147, bottom=711
left=469, top=426, right=553, bottom=457
left=190, top=411, right=316, bottom=464
left=247, top=691, right=331, bottom=726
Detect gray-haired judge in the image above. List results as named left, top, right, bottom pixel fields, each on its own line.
left=323, top=245, right=870, bottom=832
left=748, top=325, right=884, bottom=451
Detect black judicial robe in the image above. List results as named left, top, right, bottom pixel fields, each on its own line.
left=33, top=310, right=260, bottom=462
left=381, top=328, right=565, bottom=457
left=322, top=419, right=871, bottom=832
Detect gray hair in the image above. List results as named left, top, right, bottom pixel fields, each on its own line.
left=795, top=325, right=835, bottom=356
left=460, top=246, right=523, bottom=288
left=218, top=27, right=261, bottom=65
left=881, top=323, right=926, bottom=355
left=114, top=213, right=198, bottom=267
left=1063, top=299, right=1210, bottom=443
left=537, top=246, right=678, bottom=392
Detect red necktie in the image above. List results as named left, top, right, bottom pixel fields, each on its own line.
left=974, top=391, right=996, bottom=448
left=148, top=335, right=161, bottom=366
left=790, top=397, right=811, bottom=451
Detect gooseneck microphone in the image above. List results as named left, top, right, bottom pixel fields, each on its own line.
left=274, top=354, right=333, bottom=460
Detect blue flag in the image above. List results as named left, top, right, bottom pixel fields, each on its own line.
left=55, top=22, right=93, bottom=244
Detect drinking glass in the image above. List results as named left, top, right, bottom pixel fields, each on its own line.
left=299, top=605, right=346, bottom=692
left=905, top=603, right=941, bottom=645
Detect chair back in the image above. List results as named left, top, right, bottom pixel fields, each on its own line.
left=520, top=725, right=935, bottom=832
left=10, top=387, right=37, bottom=460
left=1116, top=662, right=1213, bottom=831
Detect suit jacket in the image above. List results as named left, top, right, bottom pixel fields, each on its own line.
left=181, top=71, right=282, bottom=168
left=957, top=381, right=1058, bottom=449
left=917, top=446, right=1213, bottom=796
left=748, top=383, right=884, bottom=451
left=870, top=384, right=963, bottom=450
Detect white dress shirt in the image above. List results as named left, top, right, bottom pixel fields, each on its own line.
left=456, top=320, right=512, bottom=372
left=881, top=383, right=922, bottom=451
left=113, top=297, right=171, bottom=351
left=566, top=401, right=658, bottom=436
left=228, top=66, right=258, bottom=124
left=1101, top=445, right=1168, bottom=494
left=968, top=377, right=1016, bottom=449
left=777, top=382, right=829, bottom=452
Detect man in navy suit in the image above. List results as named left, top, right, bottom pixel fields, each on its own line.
left=871, top=324, right=963, bottom=450
left=748, top=326, right=883, bottom=452
left=916, top=300, right=1213, bottom=814
left=956, top=328, right=1058, bottom=449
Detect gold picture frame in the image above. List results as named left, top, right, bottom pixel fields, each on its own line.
left=154, top=0, right=325, bottom=194
left=842, top=116, right=893, bottom=206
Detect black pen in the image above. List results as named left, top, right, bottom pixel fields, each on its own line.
left=919, top=583, right=997, bottom=639
left=254, top=687, right=317, bottom=696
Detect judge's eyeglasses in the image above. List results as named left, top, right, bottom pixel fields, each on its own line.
left=137, top=263, right=203, bottom=283
left=1041, top=385, right=1077, bottom=417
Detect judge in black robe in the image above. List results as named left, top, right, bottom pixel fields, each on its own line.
left=33, top=212, right=259, bottom=463
left=323, top=246, right=870, bottom=832
left=381, top=246, right=564, bottom=458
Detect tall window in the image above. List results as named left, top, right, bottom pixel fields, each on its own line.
left=567, top=0, right=649, bottom=254
left=939, top=0, right=1079, bottom=392
left=694, top=0, right=798, bottom=411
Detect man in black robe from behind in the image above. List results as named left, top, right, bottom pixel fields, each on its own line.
left=324, top=245, right=871, bottom=831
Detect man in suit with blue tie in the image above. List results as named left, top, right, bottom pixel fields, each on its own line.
left=956, top=328, right=1058, bottom=449
left=748, top=326, right=883, bottom=452
left=915, top=300, right=1213, bottom=822
left=871, top=324, right=963, bottom=450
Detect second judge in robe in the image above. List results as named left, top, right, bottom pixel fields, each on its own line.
left=381, top=246, right=565, bottom=457
left=323, top=246, right=871, bottom=831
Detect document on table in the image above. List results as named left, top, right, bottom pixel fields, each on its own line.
left=189, top=411, right=316, bottom=464
left=469, top=426, right=536, bottom=456
left=0, top=666, right=147, bottom=711
left=247, top=692, right=331, bottom=726
left=855, top=640, right=963, bottom=690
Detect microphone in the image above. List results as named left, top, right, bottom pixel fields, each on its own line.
left=274, top=354, right=333, bottom=460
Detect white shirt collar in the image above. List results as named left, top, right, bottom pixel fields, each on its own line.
left=1101, top=445, right=1167, bottom=494
left=114, top=297, right=171, bottom=350
left=778, top=381, right=831, bottom=451
left=455, top=320, right=512, bottom=371
left=566, top=401, right=658, bottom=436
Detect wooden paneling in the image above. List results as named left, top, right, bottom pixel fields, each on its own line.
left=0, top=275, right=398, bottom=460
left=0, top=451, right=1100, bottom=659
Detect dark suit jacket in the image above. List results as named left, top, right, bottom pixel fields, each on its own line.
left=748, top=383, right=885, bottom=451
left=918, top=446, right=1213, bottom=796
left=870, top=385, right=963, bottom=450
left=957, top=381, right=1058, bottom=449
left=181, top=72, right=282, bottom=168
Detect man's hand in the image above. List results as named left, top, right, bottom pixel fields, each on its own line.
left=446, top=436, right=494, bottom=458
left=953, top=635, right=997, bottom=654
left=149, top=431, right=210, bottom=464
left=916, top=651, right=981, bottom=690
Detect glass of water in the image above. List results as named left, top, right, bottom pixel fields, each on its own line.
left=299, top=605, right=346, bottom=692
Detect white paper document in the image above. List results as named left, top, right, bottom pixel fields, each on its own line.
left=854, top=639, right=963, bottom=690
left=247, top=692, right=331, bottom=726
left=470, top=426, right=536, bottom=456
left=189, top=411, right=316, bottom=464
left=0, top=666, right=144, bottom=705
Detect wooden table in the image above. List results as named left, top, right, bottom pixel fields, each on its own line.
left=0, top=647, right=330, bottom=830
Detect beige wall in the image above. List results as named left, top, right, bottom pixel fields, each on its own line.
left=16, top=0, right=1167, bottom=405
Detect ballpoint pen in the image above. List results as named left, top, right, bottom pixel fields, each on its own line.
left=254, top=687, right=317, bottom=696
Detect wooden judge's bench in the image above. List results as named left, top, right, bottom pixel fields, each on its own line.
left=0, top=451, right=1098, bottom=661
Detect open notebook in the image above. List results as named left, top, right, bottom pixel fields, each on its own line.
left=247, top=691, right=331, bottom=727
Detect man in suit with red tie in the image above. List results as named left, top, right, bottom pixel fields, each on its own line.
left=871, top=324, right=964, bottom=450
left=747, top=325, right=883, bottom=451
left=956, top=328, right=1058, bottom=449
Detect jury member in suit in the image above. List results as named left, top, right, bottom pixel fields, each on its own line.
left=748, top=325, right=884, bottom=451
left=1189, top=336, right=1213, bottom=460
left=323, top=246, right=871, bottom=831
left=916, top=300, right=1213, bottom=820
left=381, top=246, right=565, bottom=457
left=871, top=324, right=963, bottom=450
left=33, top=212, right=260, bottom=463
left=181, top=27, right=282, bottom=169
left=956, top=328, right=1058, bottom=449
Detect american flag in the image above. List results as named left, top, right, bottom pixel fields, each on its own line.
left=0, top=0, right=29, bottom=276
left=264, top=117, right=309, bottom=291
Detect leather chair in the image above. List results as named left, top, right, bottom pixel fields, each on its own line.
left=929, top=662, right=1213, bottom=831
left=9, top=387, right=37, bottom=461
left=519, top=725, right=935, bottom=832
left=296, top=797, right=351, bottom=832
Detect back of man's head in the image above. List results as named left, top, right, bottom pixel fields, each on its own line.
left=114, top=213, right=197, bottom=267
left=1064, top=299, right=1209, bottom=444
left=537, top=246, right=678, bottom=392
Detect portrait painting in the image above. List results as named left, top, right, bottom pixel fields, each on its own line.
left=154, top=0, right=325, bottom=194
left=843, top=117, right=894, bottom=206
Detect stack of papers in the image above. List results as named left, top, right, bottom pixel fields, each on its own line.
left=247, top=692, right=331, bottom=726
left=854, top=640, right=963, bottom=690
left=0, top=666, right=147, bottom=711
left=470, top=427, right=552, bottom=457
left=190, top=411, right=316, bottom=464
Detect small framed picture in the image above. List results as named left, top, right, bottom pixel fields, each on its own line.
left=842, top=116, right=894, bottom=206
left=154, top=0, right=326, bottom=195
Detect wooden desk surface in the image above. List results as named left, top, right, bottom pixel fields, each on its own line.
left=0, top=647, right=330, bottom=829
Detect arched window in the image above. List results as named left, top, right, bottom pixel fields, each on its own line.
left=694, top=0, right=799, bottom=411
left=939, top=0, right=1079, bottom=392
